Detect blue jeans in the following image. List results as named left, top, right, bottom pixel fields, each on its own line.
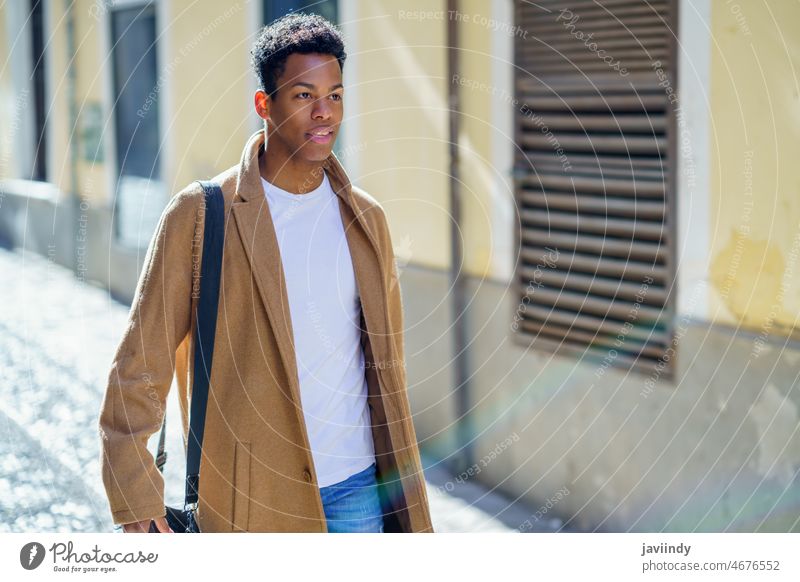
left=319, top=462, right=384, bottom=533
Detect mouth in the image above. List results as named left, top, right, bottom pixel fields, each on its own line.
left=305, top=127, right=334, bottom=144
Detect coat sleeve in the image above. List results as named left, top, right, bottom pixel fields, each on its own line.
left=97, top=186, right=202, bottom=525
left=375, top=204, right=435, bottom=532
left=375, top=204, right=406, bottom=385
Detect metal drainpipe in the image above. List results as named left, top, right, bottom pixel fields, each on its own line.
left=447, top=0, right=472, bottom=474
left=65, top=0, right=80, bottom=275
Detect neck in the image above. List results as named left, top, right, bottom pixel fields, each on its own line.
left=259, top=137, right=327, bottom=195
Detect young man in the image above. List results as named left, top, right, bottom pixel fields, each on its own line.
left=98, top=13, right=434, bottom=533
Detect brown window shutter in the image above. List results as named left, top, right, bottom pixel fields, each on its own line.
left=512, top=0, right=678, bottom=377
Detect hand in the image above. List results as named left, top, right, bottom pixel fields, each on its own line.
left=122, top=516, right=173, bottom=533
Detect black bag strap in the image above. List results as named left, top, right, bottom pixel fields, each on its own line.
left=154, top=180, right=225, bottom=510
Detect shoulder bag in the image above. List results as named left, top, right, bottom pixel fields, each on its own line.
left=148, top=179, right=224, bottom=533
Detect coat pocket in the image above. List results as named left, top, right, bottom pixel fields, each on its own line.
left=232, top=440, right=251, bottom=532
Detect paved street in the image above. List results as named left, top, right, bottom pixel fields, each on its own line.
left=0, top=246, right=550, bottom=533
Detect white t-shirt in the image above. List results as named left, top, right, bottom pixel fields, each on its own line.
left=261, top=170, right=376, bottom=488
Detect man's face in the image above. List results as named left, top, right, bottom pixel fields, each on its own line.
left=257, top=52, right=343, bottom=163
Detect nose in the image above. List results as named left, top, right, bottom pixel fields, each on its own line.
left=311, top=97, right=332, bottom=121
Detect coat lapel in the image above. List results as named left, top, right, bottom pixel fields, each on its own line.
left=231, top=193, right=299, bottom=396
left=230, top=130, right=388, bottom=419
left=337, top=195, right=389, bottom=367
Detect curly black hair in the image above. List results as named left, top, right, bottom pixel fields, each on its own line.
left=250, top=12, right=346, bottom=98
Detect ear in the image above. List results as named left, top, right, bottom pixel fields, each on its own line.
left=254, top=89, right=271, bottom=121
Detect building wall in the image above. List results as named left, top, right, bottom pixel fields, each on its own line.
left=0, top=0, right=255, bottom=302
left=394, top=0, right=800, bottom=532
left=166, top=0, right=254, bottom=191
left=342, top=0, right=514, bottom=280
left=708, top=0, right=800, bottom=337
left=342, top=0, right=450, bottom=271
left=74, top=0, right=107, bottom=204
left=451, top=0, right=512, bottom=281
left=0, top=5, right=20, bottom=180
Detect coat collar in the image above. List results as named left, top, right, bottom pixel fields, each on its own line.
left=234, top=128, right=356, bottom=208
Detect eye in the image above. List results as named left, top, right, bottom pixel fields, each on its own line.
left=330, top=93, right=343, bottom=101
left=297, top=91, right=312, bottom=99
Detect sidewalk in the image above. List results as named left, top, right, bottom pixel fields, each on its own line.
left=0, top=246, right=548, bottom=533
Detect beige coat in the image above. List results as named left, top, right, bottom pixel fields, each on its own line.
left=98, top=129, right=434, bottom=532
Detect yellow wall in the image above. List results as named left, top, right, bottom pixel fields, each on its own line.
left=167, top=1, right=253, bottom=191
left=74, top=1, right=107, bottom=203
left=709, top=1, right=800, bottom=337
left=5, top=1, right=253, bottom=203
left=458, top=0, right=501, bottom=280
left=351, top=0, right=450, bottom=271
left=0, top=6, right=15, bottom=179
